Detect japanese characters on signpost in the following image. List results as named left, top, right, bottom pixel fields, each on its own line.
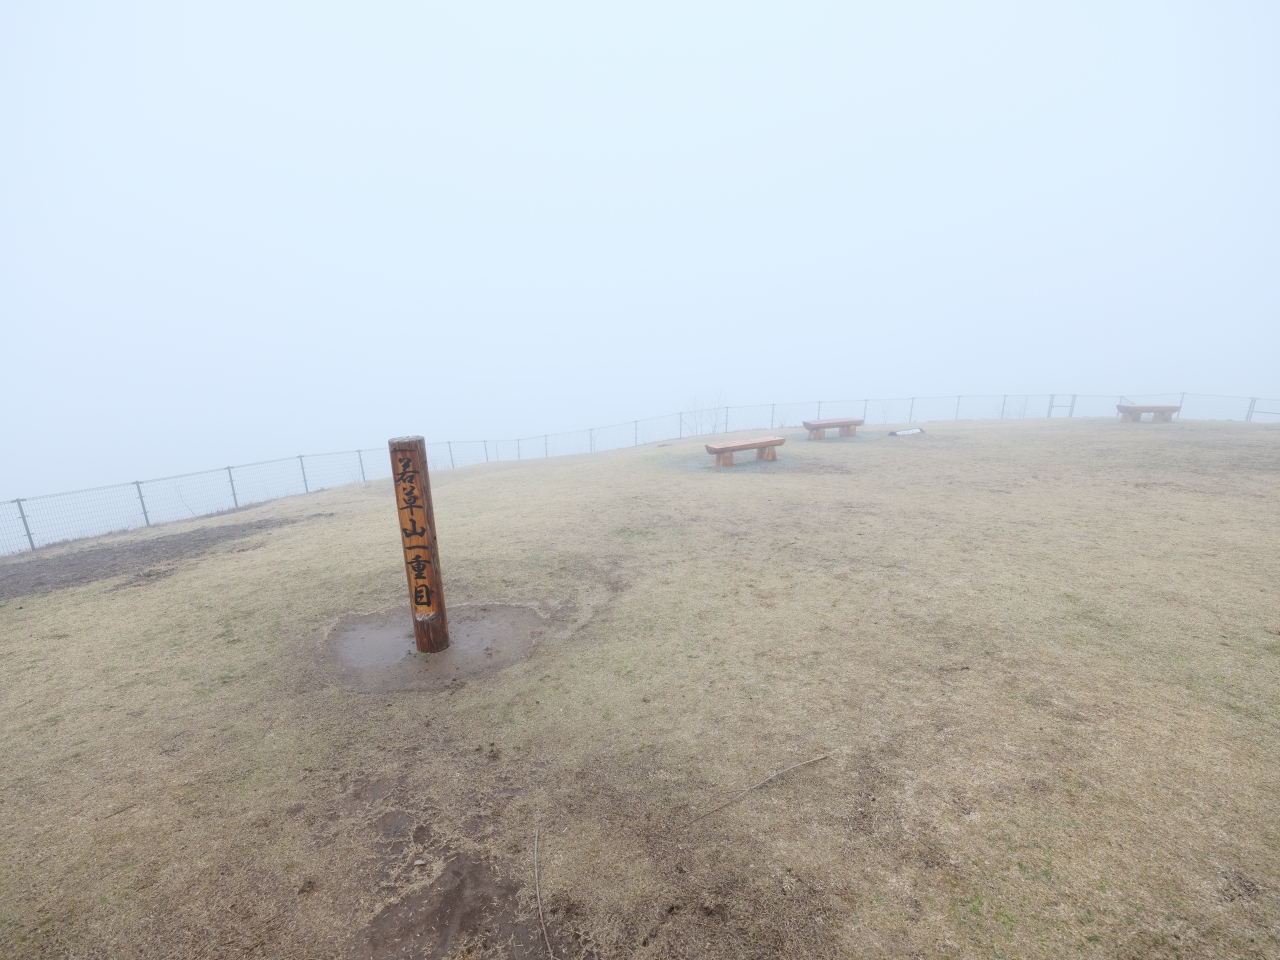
left=388, top=436, right=450, bottom=653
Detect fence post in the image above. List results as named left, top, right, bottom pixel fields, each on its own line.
left=1000, top=395, right=1007, bottom=420
left=863, top=398, right=868, bottom=420
left=357, top=450, right=366, bottom=483
left=484, top=441, right=489, bottom=463
left=724, top=407, right=730, bottom=433
left=1047, top=395, right=1056, bottom=418
left=955, top=395, right=961, bottom=420
left=908, top=398, right=914, bottom=423
left=1069, top=395, right=1077, bottom=417
left=679, top=412, right=683, bottom=438
left=1177, top=392, right=1185, bottom=419
left=227, top=467, right=239, bottom=508
left=817, top=400, right=822, bottom=419
left=448, top=441, right=455, bottom=469
left=299, top=456, right=309, bottom=492
left=544, top=435, right=548, bottom=457
left=14, top=499, right=35, bottom=551
left=518, top=438, right=522, bottom=460
left=770, top=404, right=775, bottom=429
left=589, top=428, right=595, bottom=453
left=1246, top=398, right=1257, bottom=422
left=134, top=481, right=151, bottom=526
left=634, top=420, right=638, bottom=446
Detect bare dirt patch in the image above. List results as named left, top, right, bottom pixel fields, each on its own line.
left=361, top=849, right=535, bottom=959
left=331, top=604, right=549, bottom=692
left=0, top=515, right=304, bottom=600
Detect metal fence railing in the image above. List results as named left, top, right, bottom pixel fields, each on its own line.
left=2, top=392, right=1276, bottom=556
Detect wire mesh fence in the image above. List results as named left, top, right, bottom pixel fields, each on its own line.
left=2, top=392, right=1276, bottom=556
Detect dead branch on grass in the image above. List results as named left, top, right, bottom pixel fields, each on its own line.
left=679, top=754, right=828, bottom=829
left=534, top=828, right=558, bottom=960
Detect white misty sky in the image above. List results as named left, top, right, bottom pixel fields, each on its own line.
left=1, top=1, right=1277, bottom=497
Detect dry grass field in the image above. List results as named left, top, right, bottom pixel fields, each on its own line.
left=1, top=418, right=1278, bottom=960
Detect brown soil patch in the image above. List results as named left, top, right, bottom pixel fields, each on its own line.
left=361, top=850, right=534, bottom=959
left=0, top=514, right=303, bottom=600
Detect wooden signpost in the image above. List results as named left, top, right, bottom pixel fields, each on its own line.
left=388, top=436, right=449, bottom=653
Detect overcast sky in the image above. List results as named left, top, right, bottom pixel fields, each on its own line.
left=2, top=1, right=1277, bottom=497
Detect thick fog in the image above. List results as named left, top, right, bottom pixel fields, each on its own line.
left=2, top=1, right=1277, bottom=497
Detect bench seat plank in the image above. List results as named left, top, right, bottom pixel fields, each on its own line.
left=801, top=418, right=864, bottom=428
left=705, top=436, right=786, bottom=454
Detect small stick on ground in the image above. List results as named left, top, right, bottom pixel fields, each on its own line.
left=680, top=754, right=828, bottom=829
left=101, top=803, right=136, bottom=820
left=534, top=829, right=557, bottom=960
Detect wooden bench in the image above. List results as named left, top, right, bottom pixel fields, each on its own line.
left=705, top=436, right=785, bottom=466
left=802, top=417, right=864, bottom=440
left=1117, top=404, right=1180, bottom=423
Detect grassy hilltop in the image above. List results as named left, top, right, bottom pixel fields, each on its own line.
left=1, top=419, right=1278, bottom=959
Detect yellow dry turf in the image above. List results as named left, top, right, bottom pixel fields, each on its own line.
left=1, top=418, right=1278, bottom=959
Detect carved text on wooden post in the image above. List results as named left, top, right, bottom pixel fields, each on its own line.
left=389, top=436, right=449, bottom=653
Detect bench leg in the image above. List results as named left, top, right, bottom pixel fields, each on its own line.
left=715, top=451, right=734, bottom=466
left=808, top=428, right=825, bottom=440
left=838, top=425, right=855, bottom=437
left=1120, top=412, right=1138, bottom=422
left=759, top=446, right=777, bottom=461
left=1155, top=411, right=1173, bottom=423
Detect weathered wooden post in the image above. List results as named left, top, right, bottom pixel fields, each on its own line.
left=388, top=436, right=449, bottom=653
